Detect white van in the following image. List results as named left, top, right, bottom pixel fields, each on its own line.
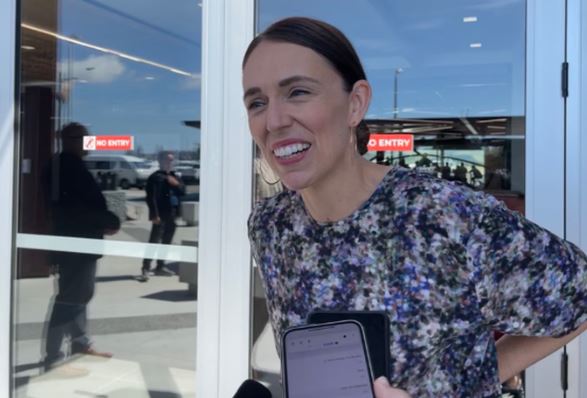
left=174, top=160, right=200, bottom=184
left=83, top=154, right=158, bottom=189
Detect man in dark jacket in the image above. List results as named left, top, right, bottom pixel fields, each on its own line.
left=140, top=151, right=185, bottom=281
left=45, top=122, right=120, bottom=371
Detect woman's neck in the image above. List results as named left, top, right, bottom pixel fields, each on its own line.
left=300, top=157, right=390, bottom=223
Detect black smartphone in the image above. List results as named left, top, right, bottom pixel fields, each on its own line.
left=281, top=320, right=375, bottom=398
left=307, top=310, right=390, bottom=379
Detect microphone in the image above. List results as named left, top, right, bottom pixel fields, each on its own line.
left=233, top=379, right=272, bottom=398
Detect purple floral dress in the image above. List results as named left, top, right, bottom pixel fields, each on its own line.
left=248, top=166, right=587, bottom=397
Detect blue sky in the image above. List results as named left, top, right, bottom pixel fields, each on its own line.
left=53, top=0, right=525, bottom=154
left=56, top=0, right=202, bottom=154
left=259, top=0, right=526, bottom=120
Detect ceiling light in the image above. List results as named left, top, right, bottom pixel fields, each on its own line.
left=21, top=45, right=36, bottom=50
left=463, top=16, right=478, bottom=23
left=21, top=23, right=195, bottom=77
left=470, top=43, right=482, bottom=48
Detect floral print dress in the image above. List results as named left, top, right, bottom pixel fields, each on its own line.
left=248, top=166, right=587, bottom=397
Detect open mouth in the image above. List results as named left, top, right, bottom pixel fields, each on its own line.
left=273, top=143, right=311, bottom=159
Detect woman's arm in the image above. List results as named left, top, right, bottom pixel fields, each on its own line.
left=496, top=321, right=587, bottom=382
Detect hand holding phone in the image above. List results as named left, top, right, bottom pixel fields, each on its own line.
left=373, top=377, right=411, bottom=398
left=281, top=320, right=375, bottom=398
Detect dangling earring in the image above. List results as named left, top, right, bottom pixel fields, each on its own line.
left=257, top=157, right=281, bottom=185
left=349, top=126, right=358, bottom=151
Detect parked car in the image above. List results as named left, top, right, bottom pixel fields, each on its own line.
left=175, top=160, right=200, bottom=184
left=84, top=154, right=158, bottom=189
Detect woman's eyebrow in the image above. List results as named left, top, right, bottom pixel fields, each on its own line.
left=278, top=75, right=320, bottom=87
left=243, top=76, right=320, bottom=100
left=243, top=87, right=261, bottom=100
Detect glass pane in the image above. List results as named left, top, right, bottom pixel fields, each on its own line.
left=251, top=1, right=526, bottom=397
left=14, top=0, right=201, bottom=396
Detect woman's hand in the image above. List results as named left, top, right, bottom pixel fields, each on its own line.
left=373, top=377, right=411, bottom=398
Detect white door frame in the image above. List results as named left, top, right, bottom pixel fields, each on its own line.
left=195, top=0, right=255, bottom=397
left=524, top=0, right=568, bottom=397
left=0, top=0, right=16, bottom=395
left=565, top=0, right=587, bottom=396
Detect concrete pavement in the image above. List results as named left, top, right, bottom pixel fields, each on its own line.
left=13, top=252, right=198, bottom=398
left=12, top=185, right=282, bottom=397
left=13, top=186, right=199, bottom=398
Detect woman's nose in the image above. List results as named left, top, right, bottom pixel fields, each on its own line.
left=265, top=101, right=292, bottom=133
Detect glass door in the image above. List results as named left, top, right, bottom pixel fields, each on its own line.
left=12, top=1, right=202, bottom=396
left=249, top=1, right=568, bottom=397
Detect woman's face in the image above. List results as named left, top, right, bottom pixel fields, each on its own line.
left=243, top=41, right=361, bottom=191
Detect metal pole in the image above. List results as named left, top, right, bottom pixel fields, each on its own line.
left=393, top=68, right=402, bottom=119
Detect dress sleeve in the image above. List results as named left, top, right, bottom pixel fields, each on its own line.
left=467, top=193, right=587, bottom=337
left=248, top=207, right=286, bottom=357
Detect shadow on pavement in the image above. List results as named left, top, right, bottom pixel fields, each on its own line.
left=95, top=275, right=139, bottom=283
left=141, top=290, right=196, bottom=303
left=14, top=362, right=43, bottom=374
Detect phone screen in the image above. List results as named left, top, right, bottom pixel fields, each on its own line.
left=307, top=311, right=390, bottom=379
left=282, top=321, right=375, bottom=398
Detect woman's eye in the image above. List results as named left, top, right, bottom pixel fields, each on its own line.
left=247, top=99, right=265, bottom=110
left=289, top=88, right=310, bottom=97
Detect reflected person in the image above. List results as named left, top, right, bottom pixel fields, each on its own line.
left=45, top=122, right=120, bottom=371
left=441, top=162, right=451, bottom=179
left=454, top=161, right=468, bottom=183
left=140, top=151, right=185, bottom=281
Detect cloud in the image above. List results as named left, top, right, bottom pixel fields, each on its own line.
left=59, top=54, right=125, bottom=83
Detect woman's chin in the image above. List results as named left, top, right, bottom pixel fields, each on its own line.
left=280, top=173, right=312, bottom=192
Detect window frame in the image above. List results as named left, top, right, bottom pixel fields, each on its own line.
left=565, top=0, right=587, bottom=396
left=0, top=0, right=16, bottom=395
left=195, top=0, right=255, bottom=397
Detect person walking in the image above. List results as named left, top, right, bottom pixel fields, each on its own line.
left=140, top=150, right=185, bottom=281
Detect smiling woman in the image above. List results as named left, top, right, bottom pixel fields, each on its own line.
left=243, top=17, right=587, bottom=398
left=242, top=19, right=377, bottom=219
left=243, top=40, right=374, bottom=199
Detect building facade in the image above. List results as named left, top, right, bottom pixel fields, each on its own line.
left=1, top=0, right=586, bottom=397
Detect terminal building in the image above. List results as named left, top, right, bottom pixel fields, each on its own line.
left=0, top=0, right=586, bottom=397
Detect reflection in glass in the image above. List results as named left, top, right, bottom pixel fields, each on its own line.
left=141, top=151, right=186, bottom=282
left=14, top=0, right=201, bottom=396
left=251, top=1, right=527, bottom=397
left=13, top=249, right=198, bottom=396
left=43, top=122, right=121, bottom=372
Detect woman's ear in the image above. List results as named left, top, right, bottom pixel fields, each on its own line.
left=347, top=80, right=372, bottom=127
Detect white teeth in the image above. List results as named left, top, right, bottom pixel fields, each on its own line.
left=273, top=143, right=310, bottom=158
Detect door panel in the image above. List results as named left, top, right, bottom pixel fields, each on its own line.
left=12, top=1, right=202, bottom=396
left=249, top=1, right=567, bottom=397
